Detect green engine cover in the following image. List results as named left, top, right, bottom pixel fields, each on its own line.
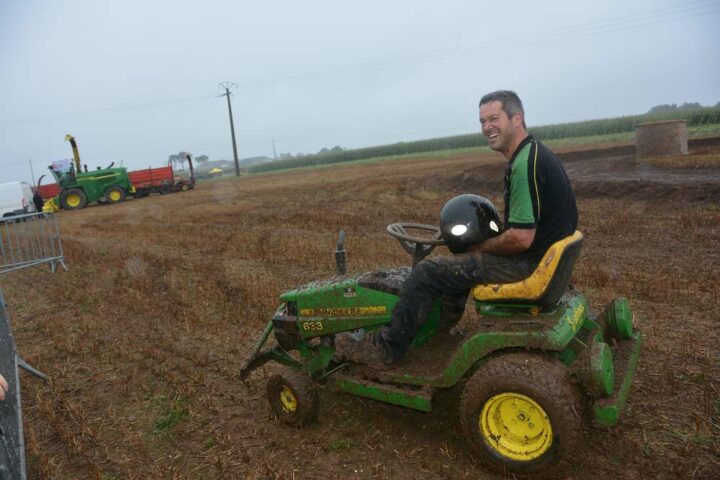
left=280, top=268, right=442, bottom=348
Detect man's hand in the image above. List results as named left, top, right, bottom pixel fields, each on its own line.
left=0, top=374, right=8, bottom=401
left=471, top=227, right=535, bottom=256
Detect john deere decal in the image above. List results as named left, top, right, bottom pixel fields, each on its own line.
left=299, top=306, right=387, bottom=317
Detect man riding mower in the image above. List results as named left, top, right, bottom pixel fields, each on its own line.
left=239, top=194, right=642, bottom=476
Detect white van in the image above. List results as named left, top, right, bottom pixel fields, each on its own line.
left=0, top=181, right=37, bottom=217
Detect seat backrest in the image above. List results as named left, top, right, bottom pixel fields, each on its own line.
left=534, top=233, right=584, bottom=305
left=472, top=230, right=584, bottom=306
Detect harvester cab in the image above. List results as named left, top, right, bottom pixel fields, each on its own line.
left=240, top=210, right=642, bottom=476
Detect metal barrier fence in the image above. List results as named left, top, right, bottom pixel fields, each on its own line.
left=0, top=288, right=26, bottom=480
left=0, top=213, right=63, bottom=479
left=0, top=212, right=66, bottom=275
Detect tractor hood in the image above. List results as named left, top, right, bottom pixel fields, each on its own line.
left=279, top=267, right=412, bottom=332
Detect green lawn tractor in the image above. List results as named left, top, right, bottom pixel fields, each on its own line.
left=240, top=223, right=642, bottom=476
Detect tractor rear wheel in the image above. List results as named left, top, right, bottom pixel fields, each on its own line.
left=266, top=369, right=318, bottom=427
left=459, top=352, right=583, bottom=476
left=59, top=188, right=88, bottom=210
left=105, top=186, right=126, bottom=204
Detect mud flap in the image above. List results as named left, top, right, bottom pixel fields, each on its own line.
left=0, top=289, right=26, bottom=480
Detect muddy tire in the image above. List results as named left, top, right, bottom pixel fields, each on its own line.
left=59, top=188, right=88, bottom=210
left=266, top=369, right=318, bottom=427
left=459, top=352, right=583, bottom=476
left=104, top=186, right=126, bottom=204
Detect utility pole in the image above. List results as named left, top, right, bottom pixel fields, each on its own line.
left=218, top=81, right=241, bottom=177
left=271, top=139, right=277, bottom=160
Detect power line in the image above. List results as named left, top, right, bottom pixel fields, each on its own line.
left=237, top=1, right=720, bottom=88
left=363, top=0, right=719, bottom=68
left=0, top=94, right=216, bottom=127
left=0, top=2, right=716, bottom=126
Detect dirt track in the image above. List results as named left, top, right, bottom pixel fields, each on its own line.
left=3, top=138, right=719, bottom=479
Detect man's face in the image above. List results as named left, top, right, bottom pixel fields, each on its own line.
left=479, top=100, right=521, bottom=157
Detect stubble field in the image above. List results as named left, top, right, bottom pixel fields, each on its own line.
left=3, top=138, right=720, bottom=479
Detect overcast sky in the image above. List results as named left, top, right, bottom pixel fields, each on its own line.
left=1, top=0, right=718, bottom=184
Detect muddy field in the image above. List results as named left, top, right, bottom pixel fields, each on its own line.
left=3, top=137, right=719, bottom=479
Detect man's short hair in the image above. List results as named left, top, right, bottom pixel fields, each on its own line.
left=479, top=90, right=526, bottom=128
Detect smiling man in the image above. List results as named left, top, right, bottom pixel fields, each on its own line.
left=473, top=91, right=578, bottom=260
left=335, top=90, right=578, bottom=367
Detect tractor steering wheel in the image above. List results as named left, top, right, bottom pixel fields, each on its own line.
left=386, top=223, right=445, bottom=266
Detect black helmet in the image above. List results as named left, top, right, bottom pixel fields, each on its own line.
left=440, top=194, right=501, bottom=253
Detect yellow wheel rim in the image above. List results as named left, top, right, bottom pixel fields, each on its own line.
left=480, top=392, right=553, bottom=462
left=109, top=190, right=122, bottom=201
left=279, top=386, right=298, bottom=413
left=66, top=194, right=81, bottom=207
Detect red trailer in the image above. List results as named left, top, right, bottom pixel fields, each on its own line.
left=130, top=157, right=195, bottom=197
left=129, top=166, right=174, bottom=197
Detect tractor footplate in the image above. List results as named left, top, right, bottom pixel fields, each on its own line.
left=332, top=374, right=434, bottom=412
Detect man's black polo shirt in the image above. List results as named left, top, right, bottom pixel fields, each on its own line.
left=503, top=135, right=578, bottom=261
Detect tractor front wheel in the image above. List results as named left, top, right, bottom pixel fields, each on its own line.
left=266, top=369, right=318, bottom=427
left=105, top=186, right=126, bottom=204
left=59, top=188, right=88, bottom=210
left=459, top=352, right=583, bottom=476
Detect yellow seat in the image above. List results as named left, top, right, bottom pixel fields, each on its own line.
left=473, top=230, right=584, bottom=306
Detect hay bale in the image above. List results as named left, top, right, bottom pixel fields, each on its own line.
left=635, top=120, right=688, bottom=158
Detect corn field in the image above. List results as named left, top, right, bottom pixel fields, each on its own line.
left=249, top=107, right=720, bottom=174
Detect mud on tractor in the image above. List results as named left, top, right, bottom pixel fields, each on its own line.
left=240, top=219, right=642, bottom=475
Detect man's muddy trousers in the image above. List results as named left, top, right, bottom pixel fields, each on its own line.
left=375, top=252, right=536, bottom=362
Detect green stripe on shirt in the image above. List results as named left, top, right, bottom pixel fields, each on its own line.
left=508, top=142, right=536, bottom=225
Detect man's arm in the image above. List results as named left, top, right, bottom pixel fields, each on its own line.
left=0, top=374, right=7, bottom=401
left=470, top=227, right=535, bottom=256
